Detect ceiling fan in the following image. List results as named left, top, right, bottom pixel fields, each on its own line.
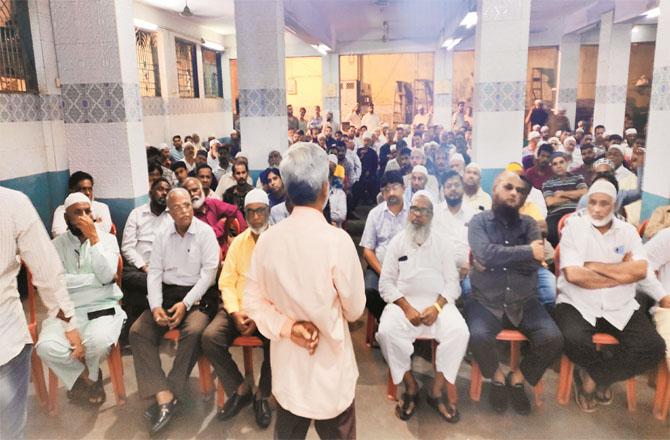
left=179, top=0, right=194, bottom=17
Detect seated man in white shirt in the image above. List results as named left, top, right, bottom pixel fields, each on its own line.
left=36, top=193, right=126, bottom=407
left=554, top=180, right=666, bottom=413
left=436, top=171, right=476, bottom=228
left=403, top=165, right=439, bottom=207
left=462, top=163, right=492, bottom=212
left=120, top=178, right=172, bottom=338
left=129, top=188, right=220, bottom=436
left=376, top=191, right=469, bottom=423
left=51, top=171, right=112, bottom=237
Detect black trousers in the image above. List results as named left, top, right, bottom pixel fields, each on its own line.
left=465, top=298, right=564, bottom=385
left=546, top=207, right=574, bottom=248
left=120, top=264, right=149, bottom=342
left=554, top=303, right=666, bottom=387
left=275, top=401, right=356, bottom=440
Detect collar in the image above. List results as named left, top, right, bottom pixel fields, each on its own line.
left=292, top=205, right=327, bottom=222
left=66, top=230, right=85, bottom=248
left=171, top=218, right=198, bottom=236
left=383, top=201, right=407, bottom=216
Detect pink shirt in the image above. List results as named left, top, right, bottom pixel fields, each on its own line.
left=244, top=206, right=365, bottom=419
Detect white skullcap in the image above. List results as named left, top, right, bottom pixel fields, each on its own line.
left=528, top=131, right=541, bottom=140
left=209, top=139, right=221, bottom=148
left=159, top=142, right=169, bottom=151
left=608, top=144, right=625, bottom=155
left=412, top=165, right=428, bottom=176
left=424, top=141, right=439, bottom=149
left=548, top=137, right=560, bottom=144
left=390, top=144, right=397, bottom=152
left=555, top=130, right=563, bottom=137
left=588, top=179, right=616, bottom=201
left=450, top=153, right=465, bottom=164
left=363, top=131, right=374, bottom=140
left=235, top=151, right=248, bottom=159
left=411, top=189, right=435, bottom=207
left=327, top=154, right=338, bottom=164
left=63, top=192, right=90, bottom=210
left=625, top=128, right=638, bottom=135
left=244, top=188, right=269, bottom=207
left=540, top=125, right=549, bottom=131
left=575, top=128, right=585, bottom=133
left=465, top=162, right=481, bottom=172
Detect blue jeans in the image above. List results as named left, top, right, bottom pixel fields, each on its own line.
left=0, top=344, right=32, bottom=439
left=536, top=267, right=556, bottom=308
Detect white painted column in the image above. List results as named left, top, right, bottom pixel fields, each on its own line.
left=555, top=34, right=580, bottom=129
left=234, top=0, right=287, bottom=171
left=472, top=0, right=531, bottom=192
left=322, top=54, right=340, bottom=125
left=221, top=53, right=235, bottom=134
left=642, top=0, right=670, bottom=219
left=433, top=48, right=453, bottom=129
left=592, top=11, right=632, bottom=134
left=50, top=0, right=147, bottom=229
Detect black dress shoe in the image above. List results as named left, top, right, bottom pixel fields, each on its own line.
left=218, top=392, right=253, bottom=421
left=149, top=399, right=178, bottom=436
left=253, top=397, right=272, bottom=429
left=506, top=372, right=531, bottom=415
left=144, top=399, right=180, bottom=422
left=488, top=380, right=508, bottom=413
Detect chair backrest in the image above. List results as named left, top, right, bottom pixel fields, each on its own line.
left=116, top=256, right=123, bottom=288
left=557, top=213, right=572, bottom=238
left=638, top=219, right=649, bottom=238
left=553, top=244, right=561, bottom=277
left=110, top=223, right=117, bottom=236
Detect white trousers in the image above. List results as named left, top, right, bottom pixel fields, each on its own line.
left=36, top=306, right=125, bottom=390
left=376, top=302, right=469, bottom=385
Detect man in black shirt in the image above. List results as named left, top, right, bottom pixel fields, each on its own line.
left=223, top=160, right=254, bottom=215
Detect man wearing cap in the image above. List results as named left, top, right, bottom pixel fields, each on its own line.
left=542, top=152, right=587, bottom=247
left=403, top=165, right=439, bottom=207
left=223, top=159, right=254, bottom=214
left=51, top=171, right=113, bottom=237
left=525, top=144, right=555, bottom=190
left=462, top=163, right=492, bottom=212
left=376, top=190, right=469, bottom=423
left=361, top=171, right=409, bottom=321
left=37, top=192, right=126, bottom=406
left=522, top=131, right=541, bottom=159
left=202, top=189, right=273, bottom=428
left=554, top=179, right=665, bottom=413
left=606, top=144, right=636, bottom=188
left=449, top=153, right=466, bottom=176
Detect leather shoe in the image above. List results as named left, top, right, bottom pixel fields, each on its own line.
left=488, top=380, right=508, bottom=413
left=218, top=391, right=252, bottom=421
left=253, top=397, right=272, bottom=429
left=149, top=399, right=178, bottom=436
left=506, top=372, right=531, bottom=415
left=144, top=399, right=180, bottom=423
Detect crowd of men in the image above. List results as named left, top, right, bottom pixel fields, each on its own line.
left=2, top=98, right=670, bottom=440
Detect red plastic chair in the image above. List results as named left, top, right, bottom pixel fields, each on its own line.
left=110, top=223, right=117, bottom=237
left=557, top=213, right=573, bottom=238
left=386, top=339, right=458, bottom=407
left=214, top=336, right=264, bottom=409
left=653, top=361, right=670, bottom=421
left=469, top=330, right=544, bottom=406
left=637, top=219, right=649, bottom=238
left=163, top=329, right=215, bottom=400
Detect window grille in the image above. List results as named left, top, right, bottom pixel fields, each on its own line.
left=202, top=48, right=222, bottom=98
left=0, top=0, right=37, bottom=93
left=135, top=29, right=161, bottom=97
left=175, top=39, right=198, bottom=98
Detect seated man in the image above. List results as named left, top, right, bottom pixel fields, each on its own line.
left=194, top=164, right=220, bottom=200
left=462, top=163, right=492, bottom=212
left=377, top=191, right=469, bottom=423
left=554, top=180, right=666, bottom=413
left=129, top=188, right=220, bottom=436
left=525, top=144, right=555, bottom=190
left=37, top=193, right=126, bottom=406
left=642, top=228, right=670, bottom=369
left=223, top=159, right=254, bottom=214
left=202, top=189, right=273, bottom=428
left=260, top=168, right=286, bottom=208
left=436, top=171, right=476, bottom=227
left=171, top=161, right=189, bottom=187
left=360, top=171, right=408, bottom=321
left=466, top=171, right=563, bottom=415
left=327, top=154, right=347, bottom=227
left=403, top=165, right=439, bottom=206
left=182, top=177, right=247, bottom=258
left=120, top=178, right=172, bottom=338
left=52, top=171, right=112, bottom=237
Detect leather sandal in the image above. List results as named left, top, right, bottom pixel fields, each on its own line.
left=426, top=394, right=460, bottom=423
left=573, top=368, right=597, bottom=413
left=395, top=393, right=419, bottom=421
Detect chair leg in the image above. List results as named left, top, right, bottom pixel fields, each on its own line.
left=469, top=361, right=483, bottom=402
left=653, top=362, right=669, bottom=420
left=557, top=355, right=574, bottom=405
left=107, top=343, right=126, bottom=406
left=197, top=357, right=214, bottom=398
left=216, top=378, right=226, bottom=409
left=662, top=368, right=670, bottom=422
left=243, top=347, right=254, bottom=382
left=387, top=371, right=397, bottom=401
left=510, top=341, right=520, bottom=371
left=534, top=379, right=544, bottom=407
left=365, top=312, right=375, bottom=347
left=48, top=369, right=58, bottom=416
left=30, top=351, right=49, bottom=411
left=626, top=377, right=637, bottom=412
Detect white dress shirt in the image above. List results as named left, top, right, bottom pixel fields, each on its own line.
left=121, top=203, right=172, bottom=269
left=52, top=200, right=112, bottom=237
left=0, top=188, right=74, bottom=366
left=463, top=187, right=492, bottom=212
left=641, top=227, right=670, bottom=301
left=435, top=201, right=476, bottom=228
left=329, top=187, right=347, bottom=227
left=557, top=215, right=646, bottom=330
left=359, top=202, right=409, bottom=263
left=361, top=112, right=380, bottom=129
left=345, top=149, right=362, bottom=184
left=527, top=186, right=548, bottom=218
left=147, top=218, right=219, bottom=311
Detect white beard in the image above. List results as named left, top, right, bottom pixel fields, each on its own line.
left=192, top=196, right=204, bottom=210
left=405, top=222, right=431, bottom=247
left=250, top=224, right=269, bottom=236
left=589, top=212, right=613, bottom=227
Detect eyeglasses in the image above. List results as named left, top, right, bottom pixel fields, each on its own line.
left=409, top=206, right=432, bottom=216
left=245, top=207, right=268, bottom=217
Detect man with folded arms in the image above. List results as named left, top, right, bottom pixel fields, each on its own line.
left=129, top=188, right=219, bottom=436
left=245, top=143, right=365, bottom=439
left=554, top=180, right=666, bottom=412
left=37, top=193, right=126, bottom=407
left=202, top=189, right=273, bottom=428
left=376, top=191, right=469, bottom=423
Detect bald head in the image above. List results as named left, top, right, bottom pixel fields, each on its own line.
left=492, top=171, right=526, bottom=212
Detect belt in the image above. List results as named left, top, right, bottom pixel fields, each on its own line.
left=87, top=308, right=116, bottom=321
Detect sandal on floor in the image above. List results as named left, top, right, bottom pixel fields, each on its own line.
left=395, top=393, right=419, bottom=421
left=86, top=370, right=106, bottom=407
left=573, top=368, right=597, bottom=413
left=66, top=376, right=88, bottom=404
left=426, top=395, right=460, bottom=424
left=595, top=385, right=613, bottom=405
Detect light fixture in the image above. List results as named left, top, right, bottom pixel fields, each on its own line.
left=133, top=18, right=158, bottom=31
left=311, top=43, right=331, bottom=56
left=442, top=37, right=462, bottom=50
left=180, top=0, right=193, bottom=17
left=460, top=11, right=478, bottom=29
left=644, top=7, right=660, bottom=19
left=203, top=40, right=224, bottom=51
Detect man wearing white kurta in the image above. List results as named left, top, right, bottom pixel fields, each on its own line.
left=36, top=193, right=125, bottom=404
left=376, top=190, right=469, bottom=423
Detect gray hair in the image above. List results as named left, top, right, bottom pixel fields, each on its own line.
left=279, top=142, right=329, bottom=206
left=166, top=187, right=190, bottom=204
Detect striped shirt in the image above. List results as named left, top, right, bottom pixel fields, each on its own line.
left=542, top=173, right=587, bottom=214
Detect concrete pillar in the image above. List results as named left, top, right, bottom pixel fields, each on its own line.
left=555, top=34, right=580, bottom=129
left=322, top=54, right=340, bottom=125
left=433, top=48, right=453, bottom=129
left=642, top=0, right=670, bottom=219
left=50, top=0, right=147, bottom=230
left=472, top=0, right=531, bottom=192
left=234, top=0, right=287, bottom=171
left=221, top=53, right=235, bottom=134
left=592, top=11, right=632, bottom=134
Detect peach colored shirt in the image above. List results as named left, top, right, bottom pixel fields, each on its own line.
left=244, top=206, right=365, bottom=419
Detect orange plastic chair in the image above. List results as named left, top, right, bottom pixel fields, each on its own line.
left=557, top=213, right=573, bottom=238
left=110, top=223, right=117, bottom=236
left=386, top=338, right=458, bottom=406
left=163, top=329, right=215, bottom=399
left=46, top=257, right=127, bottom=415
left=653, top=361, right=670, bottom=421
left=637, top=219, right=649, bottom=238
left=214, top=336, right=264, bottom=409
left=469, top=330, right=544, bottom=406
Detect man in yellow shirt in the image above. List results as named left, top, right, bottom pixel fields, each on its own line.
left=201, top=189, right=272, bottom=429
